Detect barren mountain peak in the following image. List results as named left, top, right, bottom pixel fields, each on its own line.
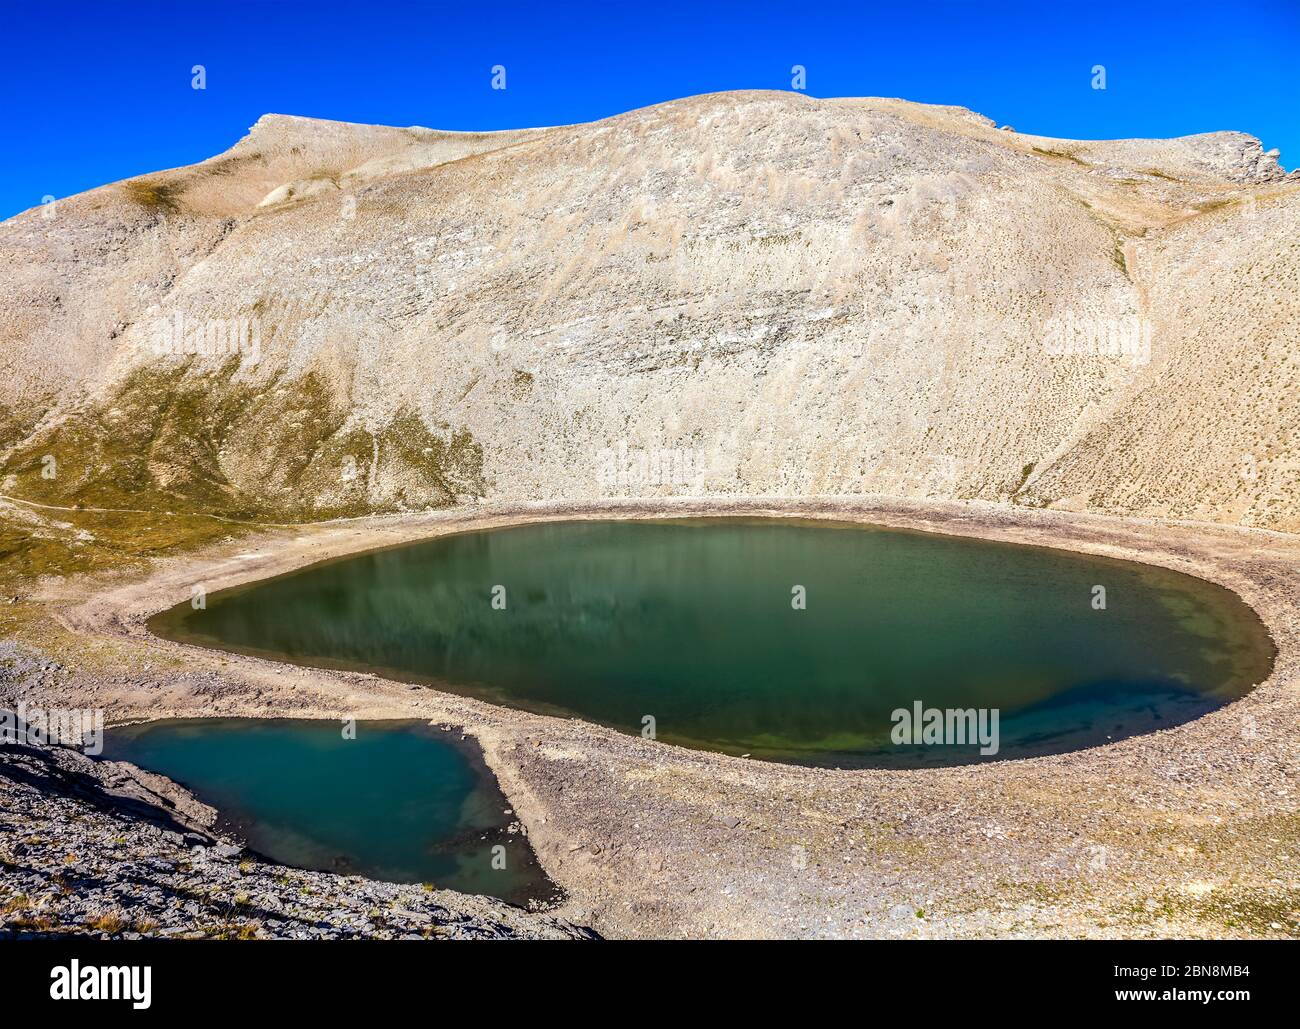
left=2, top=91, right=1297, bottom=535
left=3, top=0, right=1299, bottom=953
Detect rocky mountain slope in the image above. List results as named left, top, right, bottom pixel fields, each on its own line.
left=2, top=91, right=1297, bottom=531
left=0, top=733, right=595, bottom=939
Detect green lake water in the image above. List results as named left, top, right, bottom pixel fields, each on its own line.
left=151, top=518, right=1275, bottom=767
left=100, top=719, right=556, bottom=905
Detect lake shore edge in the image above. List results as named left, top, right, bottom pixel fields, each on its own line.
left=19, top=496, right=1300, bottom=938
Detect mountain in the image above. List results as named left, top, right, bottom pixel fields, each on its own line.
left=3, top=91, right=1297, bottom=528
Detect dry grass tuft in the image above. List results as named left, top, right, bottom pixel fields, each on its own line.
left=121, top=177, right=186, bottom=214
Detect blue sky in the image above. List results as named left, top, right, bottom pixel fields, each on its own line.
left=2, top=0, right=1297, bottom=219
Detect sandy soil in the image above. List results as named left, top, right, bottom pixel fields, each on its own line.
left=22, top=497, right=1300, bottom=938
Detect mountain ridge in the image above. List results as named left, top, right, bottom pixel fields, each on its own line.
left=2, top=90, right=1297, bottom=547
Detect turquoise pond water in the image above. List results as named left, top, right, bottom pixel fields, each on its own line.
left=151, top=518, right=1275, bottom=767
left=101, top=719, right=556, bottom=905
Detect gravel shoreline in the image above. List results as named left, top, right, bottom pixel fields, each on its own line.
left=10, top=496, right=1300, bottom=939
left=0, top=735, right=595, bottom=939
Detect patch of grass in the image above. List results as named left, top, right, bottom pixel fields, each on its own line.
left=219, top=373, right=485, bottom=518
left=306, top=166, right=341, bottom=186
left=204, top=921, right=258, bottom=940
left=752, top=231, right=801, bottom=247
left=0, top=362, right=488, bottom=590
left=5, top=362, right=253, bottom=516
left=0, top=507, right=246, bottom=583
left=510, top=369, right=535, bottom=398
left=377, top=411, right=485, bottom=509
left=87, top=911, right=127, bottom=934
left=1128, top=886, right=1299, bottom=936
left=202, top=153, right=260, bottom=177
left=7, top=913, right=55, bottom=932
left=0, top=400, right=45, bottom=453
left=1031, top=146, right=1088, bottom=167
left=121, top=177, right=186, bottom=214
left=1194, top=197, right=1236, bottom=214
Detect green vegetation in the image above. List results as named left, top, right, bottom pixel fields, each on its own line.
left=1194, top=197, right=1238, bottom=214
left=120, top=177, right=186, bottom=214
left=203, top=920, right=259, bottom=940
left=0, top=401, right=44, bottom=453
left=0, top=509, right=245, bottom=583
left=306, top=166, right=342, bottom=186
left=86, top=911, right=128, bottom=934
left=1141, top=168, right=1182, bottom=183
left=6, top=363, right=250, bottom=515
left=5, top=365, right=484, bottom=522
left=510, top=369, right=535, bottom=397
left=1128, top=885, right=1299, bottom=936
left=753, top=231, right=801, bottom=247
left=1031, top=146, right=1088, bottom=167
left=0, top=364, right=485, bottom=584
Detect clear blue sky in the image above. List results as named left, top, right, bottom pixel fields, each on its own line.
left=2, top=0, right=1297, bottom=219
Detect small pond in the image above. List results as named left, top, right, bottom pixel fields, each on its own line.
left=102, top=718, right=556, bottom=905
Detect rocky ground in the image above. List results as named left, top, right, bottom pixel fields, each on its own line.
left=0, top=731, right=595, bottom=940
left=2, top=498, right=1296, bottom=940
left=1, top=91, right=1297, bottom=939
left=2, top=92, right=1298, bottom=537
